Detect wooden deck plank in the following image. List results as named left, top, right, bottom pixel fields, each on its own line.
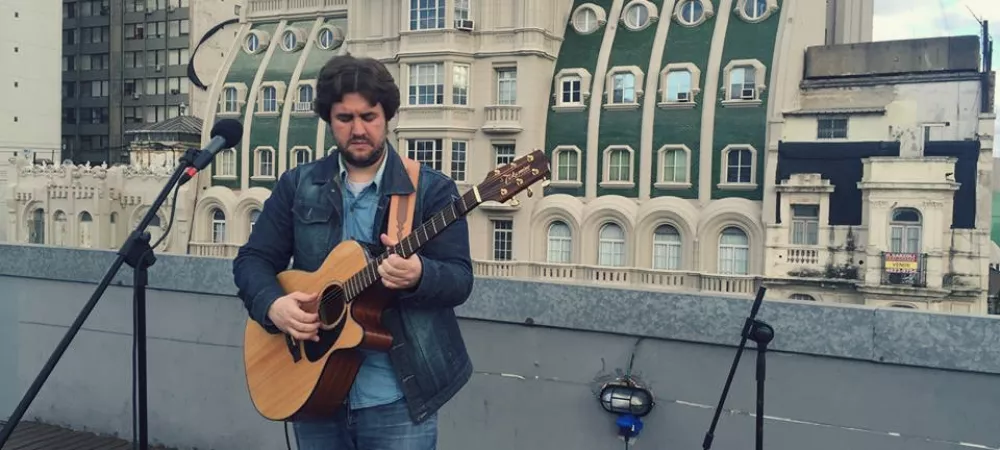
left=0, top=421, right=175, bottom=450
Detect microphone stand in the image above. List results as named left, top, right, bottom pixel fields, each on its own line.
left=702, top=285, right=774, bottom=450
left=0, top=147, right=201, bottom=450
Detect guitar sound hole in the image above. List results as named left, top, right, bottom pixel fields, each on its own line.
left=318, top=284, right=347, bottom=330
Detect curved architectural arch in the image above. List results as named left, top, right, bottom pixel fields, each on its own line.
left=581, top=196, right=638, bottom=266
left=194, top=186, right=239, bottom=242
left=697, top=198, right=763, bottom=274
left=634, top=196, right=699, bottom=269
left=529, top=194, right=585, bottom=263
left=234, top=187, right=271, bottom=243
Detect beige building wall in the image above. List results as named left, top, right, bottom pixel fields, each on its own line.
left=188, top=0, right=242, bottom=120
left=0, top=0, right=64, bottom=242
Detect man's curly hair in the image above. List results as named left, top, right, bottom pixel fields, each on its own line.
left=313, top=53, right=400, bottom=123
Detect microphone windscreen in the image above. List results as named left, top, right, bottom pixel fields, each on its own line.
left=211, top=119, right=244, bottom=148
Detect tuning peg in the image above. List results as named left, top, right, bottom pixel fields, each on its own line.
left=526, top=188, right=533, bottom=198
left=542, top=179, right=551, bottom=188
left=509, top=197, right=520, bottom=206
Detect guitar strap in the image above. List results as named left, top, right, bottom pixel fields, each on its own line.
left=388, top=156, right=421, bottom=242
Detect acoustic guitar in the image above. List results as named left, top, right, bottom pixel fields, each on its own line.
left=243, top=149, right=551, bottom=421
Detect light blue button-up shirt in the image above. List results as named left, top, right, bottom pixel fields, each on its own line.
left=338, top=153, right=404, bottom=410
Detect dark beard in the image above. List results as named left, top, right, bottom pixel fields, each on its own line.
left=341, top=141, right=384, bottom=168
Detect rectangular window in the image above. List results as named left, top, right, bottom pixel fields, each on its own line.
left=408, top=63, right=443, bottom=105
left=817, top=117, right=848, bottom=139
left=451, top=140, right=467, bottom=182
left=493, top=144, right=515, bottom=167
left=492, top=219, right=513, bottom=261
left=407, top=139, right=443, bottom=171
left=409, top=0, right=445, bottom=30
left=452, top=63, right=469, bottom=105
left=496, top=68, right=517, bottom=105
left=790, top=204, right=819, bottom=245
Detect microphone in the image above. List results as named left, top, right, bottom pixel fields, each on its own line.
left=178, top=118, right=244, bottom=186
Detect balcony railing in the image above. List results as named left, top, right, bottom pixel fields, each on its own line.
left=473, top=261, right=761, bottom=296
left=181, top=247, right=761, bottom=296
left=481, top=105, right=522, bottom=134
left=880, top=252, right=927, bottom=288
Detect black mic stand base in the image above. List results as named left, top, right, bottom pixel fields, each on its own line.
left=0, top=148, right=200, bottom=450
left=701, top=286, right=775, bottom=450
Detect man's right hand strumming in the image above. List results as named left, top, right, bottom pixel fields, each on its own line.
left=267, top=292, right=321, bottom=342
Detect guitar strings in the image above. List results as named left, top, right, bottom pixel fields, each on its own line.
left=311, top=173, right=515, bottom=312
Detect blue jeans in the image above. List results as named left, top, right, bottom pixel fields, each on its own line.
left=292, top=399, right=437, bottom=450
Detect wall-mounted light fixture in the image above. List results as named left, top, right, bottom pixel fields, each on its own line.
left=599, top=377, right=654, bottom=442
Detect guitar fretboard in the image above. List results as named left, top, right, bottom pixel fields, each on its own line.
left=343, top=189, right=479, bottom=299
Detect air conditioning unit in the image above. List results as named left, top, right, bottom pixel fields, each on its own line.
left=132, top=92, right=140, bottom=99
left=455, top=20, right=474, bottom=31
left=676, top=91, right=690, bottom=102
left=155, top=64, right=163, bottom=72
left=740, top=88, right=755, bottom=100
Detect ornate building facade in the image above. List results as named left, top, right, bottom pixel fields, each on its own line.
left=5, top=0, right=997, bottom=314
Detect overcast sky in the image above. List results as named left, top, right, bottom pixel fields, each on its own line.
left=872, top=0, right=998, bottom=145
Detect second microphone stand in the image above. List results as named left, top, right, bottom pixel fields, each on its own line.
left=701, top=285, right=774, bottom=450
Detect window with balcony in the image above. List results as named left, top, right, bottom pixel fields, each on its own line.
left=297, top=84, right=314, bottom=112
left=497, top=68, right=517, bottom=105
left=211, top=209, right=226, bottom=243
left=790, top=204, right=819, bottom=245
left=652, top=225, right=681, bottom=270
left=407, top=139, right=443, bottom=171
left=409, top=0, right=445, bottom=30
left=547, top=221, right=572, bottom=263
left=492, top=219, right=513, bottom=261
left=598, top=223, right=626, bottom=267
left=889, top=208, right=921, bottom=253
left=408, top=63, right=444, bottom=105
left=718, top=227, right=749, bottom=275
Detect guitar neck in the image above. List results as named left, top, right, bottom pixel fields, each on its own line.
left=345, top=188, right=481, bottom=298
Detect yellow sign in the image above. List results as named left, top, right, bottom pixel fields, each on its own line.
left=884, top=253, right=918, bottom=273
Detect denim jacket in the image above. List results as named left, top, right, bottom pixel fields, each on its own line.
left=232, top=145, right=474, bottom=424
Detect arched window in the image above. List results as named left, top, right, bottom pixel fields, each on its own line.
left=598, top=222, right=625, bottom=267
left=652, top=224, right=681, bottom=270
left=211, top=209, right=226, bottom=243
left=53, top=211, right=68, bottom=246
left=789, top=293, right=815, bottom=301
left=718, top=226, right=749, bottom=274
left=546, top=221, right=572, bottom=263
left=28, top=208, right=45, bottom=244
left=890, top=207, right=921, bottom=253
left=79, top=212, right=93, bottom=248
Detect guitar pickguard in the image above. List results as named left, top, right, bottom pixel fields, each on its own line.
left=300, top=320, right=346, bottom=362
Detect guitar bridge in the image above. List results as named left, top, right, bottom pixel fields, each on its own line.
left=285, top=334, right=302, bottom=362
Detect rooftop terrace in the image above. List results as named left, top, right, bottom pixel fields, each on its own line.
left=1, top=243, right=999, bottom=449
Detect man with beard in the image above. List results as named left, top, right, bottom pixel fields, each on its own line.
left=232, top=54, right=474, bottom=450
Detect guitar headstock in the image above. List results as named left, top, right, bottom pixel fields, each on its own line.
left=476, top=149, right=551, bottom=204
